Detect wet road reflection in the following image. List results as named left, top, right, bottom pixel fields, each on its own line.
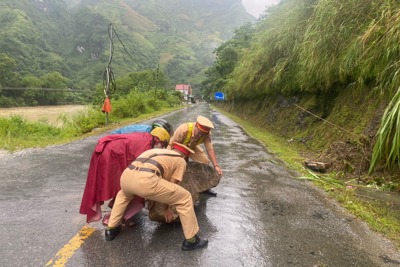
left=0, top=103, right=399, bottom=267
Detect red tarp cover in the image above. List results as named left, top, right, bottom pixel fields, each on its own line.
left=79, top=132, right=153, bottom=223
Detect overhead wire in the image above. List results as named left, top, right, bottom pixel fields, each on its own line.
left=293, top=104, right=358, bottom=138
left=102, top=24, right=140, bottom=98
left=101, top=23, right=144, bottom=124
left=111, top=28, right=136, bottom=63
left=0, top=87, right=94, bottom=95
left=103, top=24, right=116, bottom=97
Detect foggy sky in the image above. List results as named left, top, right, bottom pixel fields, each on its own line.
left=242, top=0, right=280, bottom=17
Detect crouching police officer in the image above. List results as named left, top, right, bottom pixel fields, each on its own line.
left=105, top=142, right=208, bottom=251
left=168, top=115, right=222, bottom=196
left=79, top=126, right=172, bottom=223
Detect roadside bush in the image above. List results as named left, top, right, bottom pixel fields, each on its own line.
left=1, top=115, right=61, bottom=137
left=110, top=90, right=157, bottom=119
left=145, top=98, right=161, bottom=112
left=0, top=90, right=181, bottom=151
left=0, top=95, right=18, bottom=107
left=65, top=106, right=106, bottom=135
left=0, top=115, right=63, bottom=150
left=111, top=99, right=140, bottom=119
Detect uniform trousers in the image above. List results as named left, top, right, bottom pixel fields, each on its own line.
left=108, top=169, right=199, bottom=239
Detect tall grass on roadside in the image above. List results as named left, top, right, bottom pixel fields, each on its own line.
left=225, top=0, right=315, bottom=98
left=0, top=89, right=181, bottom=151
left=342, top=1, right=400, bottom=96
left=369, top=87, right=400, bottom=173
left=61, top=89, right=180, bottom=135
left=296, top=0, right=379, bottom=93
left=0, top=115, right=64, bottom=151
left=220, top=0, right=400, bottom=171
left=224, top=0, right=400, bottom=100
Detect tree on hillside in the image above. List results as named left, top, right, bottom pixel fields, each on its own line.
left=0, top=53, right=21, bottom=107
left=20, top=75, right=42, bottom=106
left=38, top=72, right=69, bottom=105
left=0, top=53, right=18, bottom=88
left=201, top=23, right=255, bottom=98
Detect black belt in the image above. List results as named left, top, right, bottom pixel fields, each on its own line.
left=134, top=157, right=164, bottom=176
left=128, top=165, right=161, bottom=176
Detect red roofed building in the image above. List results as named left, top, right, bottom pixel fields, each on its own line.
left=175, top=84, right=193, bottom=102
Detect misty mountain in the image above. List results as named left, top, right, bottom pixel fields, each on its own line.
left=0, top=0, right=254, bottom=89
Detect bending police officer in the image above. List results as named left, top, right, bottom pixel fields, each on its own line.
left=169, top=115, right=222, bottom=195
left=105, top=142, right=208, bottom=251
left=80, top=126, right=171, bottom=223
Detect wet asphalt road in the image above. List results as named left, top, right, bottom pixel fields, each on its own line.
left=0, top=103, right=399, bottom=267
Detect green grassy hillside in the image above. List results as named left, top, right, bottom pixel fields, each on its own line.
left=205, top=0, right=400, bottom=179
left=207, top=3, right=400, bottom=245
left=0, top=0, right=254, bottom=93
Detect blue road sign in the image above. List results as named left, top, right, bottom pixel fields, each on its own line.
left=214, top=92, right=225, bottom=100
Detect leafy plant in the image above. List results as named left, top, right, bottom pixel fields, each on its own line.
left=369, top=87, right=400, bottom=172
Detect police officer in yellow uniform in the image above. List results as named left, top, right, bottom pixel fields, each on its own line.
left=168, top=115, right=222, bottom=195
left=105, top=142, right=208, bottom=251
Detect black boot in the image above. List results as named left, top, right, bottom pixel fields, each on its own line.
left=181, top=235, right=208, bottom=251
left=105, top=226, right=121, bottom=241
left=202, top=189, right=217, bottom=196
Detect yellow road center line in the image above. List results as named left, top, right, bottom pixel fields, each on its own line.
left=45, top=225, right=95, bottom=267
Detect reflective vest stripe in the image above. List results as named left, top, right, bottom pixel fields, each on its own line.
left=183, top=122, right=205, bottom=147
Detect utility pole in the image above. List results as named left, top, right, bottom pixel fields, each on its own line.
left=102, top=23, right=114, bottom=125
left=155, top=64, right=159, bottom=99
